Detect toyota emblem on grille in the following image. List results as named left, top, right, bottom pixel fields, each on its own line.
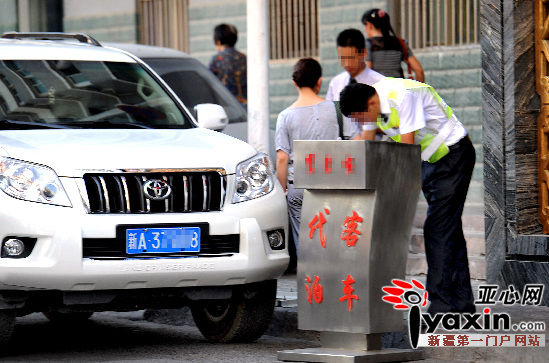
left=143, top=179, right=172, bottom=200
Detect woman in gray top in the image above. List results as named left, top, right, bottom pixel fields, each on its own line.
left=275, top=58, right=361, bottom=266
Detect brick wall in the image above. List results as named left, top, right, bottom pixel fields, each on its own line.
left=62, top=0, right=138, bottom=43
left=0, top=0, right=17, bottom=34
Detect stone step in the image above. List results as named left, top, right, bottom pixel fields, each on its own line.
left=408, top=199, right=485, bottom=280
left=413, top=213, right=485, bottom=233
left=416, top=183, right=484, bottom=212
left=415, top=201, right=485, bottom=210
left=406, top=253, right=486, bottom=280
left=410, top=229, right=485, bottom=255
left=413, top=203, right=485, bottom=234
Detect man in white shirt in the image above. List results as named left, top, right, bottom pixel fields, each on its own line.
left=339, top=79, right=476, bottom=316
left=326, top=28, right=385, bottom=102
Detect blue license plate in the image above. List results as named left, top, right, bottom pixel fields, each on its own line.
left=126, top=227, right=201, bottom=254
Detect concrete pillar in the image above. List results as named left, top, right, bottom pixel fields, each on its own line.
left=246, top=0, right=270, bottom=154
left=17, top=0, right=30, bottom=32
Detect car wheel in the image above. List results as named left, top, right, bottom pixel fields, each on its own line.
left=190, top=280, right=276, bottom=343
left=0, top=310, right=15, bottom=348
left=43, top=311, right=93, bottom=323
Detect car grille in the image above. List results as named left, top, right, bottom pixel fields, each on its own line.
left=83, top=234, right=239, bottom=259
left=83, top=171, right=226, bottom=214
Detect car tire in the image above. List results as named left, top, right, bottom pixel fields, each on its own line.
left=0, top=310, right=15, bottom=348
left=190, top=280, right=276, bottom=343
left=43, top=311, right=94, bottom=323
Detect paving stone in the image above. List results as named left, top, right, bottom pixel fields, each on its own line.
left=142, top=275, right=549, bottom=362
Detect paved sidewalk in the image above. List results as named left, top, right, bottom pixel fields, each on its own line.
left=274, top=274, right=549, bottom=362
left=276, top=274, right=298, bottom=307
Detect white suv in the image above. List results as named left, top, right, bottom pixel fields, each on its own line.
left=0, top=33, right=288, bottom=345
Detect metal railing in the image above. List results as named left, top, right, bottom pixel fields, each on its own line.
left=269, top=0, right=318, bottom=60
left=395, top=0, right=479, bottom=49
left=139, top=0, right=189, bottom=52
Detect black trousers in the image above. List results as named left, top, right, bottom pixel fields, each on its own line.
left=421, top=136, right=476, bottom=314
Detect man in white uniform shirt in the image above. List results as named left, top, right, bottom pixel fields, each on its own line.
left=326, top=28, right=385, bottom=102
left=339, top=79, right=476, bottom=316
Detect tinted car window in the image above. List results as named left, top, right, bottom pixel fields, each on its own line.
left=0, top=60, right=193, bottom=129
left=143, top=58, right=247, bottom=124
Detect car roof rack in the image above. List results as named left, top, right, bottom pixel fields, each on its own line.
left=1, top=32, right=102, bottom=47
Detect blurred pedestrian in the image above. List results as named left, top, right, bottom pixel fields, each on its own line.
left=276, top=58, right=361, bottom=269
left=209, top=24, right=247, bottom=106
left=362, top=8, right=424, bottom=82
left=326, top=28, right=385, bottom=138
left=326, top=28, right=384, bottom=102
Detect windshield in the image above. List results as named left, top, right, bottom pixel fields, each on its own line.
left=142, top=57, right=247, bottom=124
left=0, top=60, right=193, bottom=129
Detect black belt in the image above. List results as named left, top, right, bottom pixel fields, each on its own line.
left=448, top=135, right=471, bottom=151
left=288, top=180, right=293, bottom=184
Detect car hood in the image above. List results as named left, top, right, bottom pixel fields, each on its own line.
left=0, top=128, right=257, bottom=177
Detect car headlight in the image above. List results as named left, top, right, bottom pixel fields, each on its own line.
left=0, top=157, right=71, bottom=207
left=232, top=153, right=274, bottom=203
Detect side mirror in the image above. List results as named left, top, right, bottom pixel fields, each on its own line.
left=194, top=103, right=228, bottom=131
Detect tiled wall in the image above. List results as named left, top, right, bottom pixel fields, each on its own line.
left=0, top=0, right=17, bottom=34
left=62, top=0, right=138, bottom=43
left=187, top=0, right=483, bottom=206
left=419, top=46, right=483, bottom=204
left=188, top=0, right=247, bottom=62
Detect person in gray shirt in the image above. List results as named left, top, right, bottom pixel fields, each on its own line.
left=275, top=58, right=362, bottom=268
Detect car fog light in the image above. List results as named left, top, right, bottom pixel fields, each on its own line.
left=3, top=239, right=24, bottom=256
left=267, top=230, right=285, bottom=250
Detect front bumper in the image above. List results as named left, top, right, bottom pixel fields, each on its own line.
left=0, top=176, right=289, bottom=291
